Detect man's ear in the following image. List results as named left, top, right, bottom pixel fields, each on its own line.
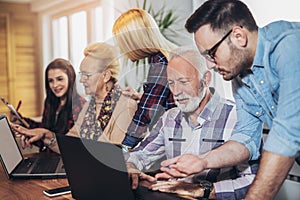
left=231, top=26, right=247, bottom=47
left=203, top=70, right=212, bottom=87
left=103, top=70, right=112, bottom=83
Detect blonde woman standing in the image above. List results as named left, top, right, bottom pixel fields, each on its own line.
left=113, top=8, right=178, bottom=150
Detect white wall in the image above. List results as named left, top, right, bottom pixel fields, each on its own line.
left=243, top=0, right=300, bottom=26
left=192, top=0, right=300, bottom=26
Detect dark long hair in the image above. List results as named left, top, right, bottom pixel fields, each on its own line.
left=42, top=58, right=79, bottom=134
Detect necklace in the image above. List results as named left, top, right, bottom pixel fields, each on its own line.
left=95, top=101, right=104, bottom=104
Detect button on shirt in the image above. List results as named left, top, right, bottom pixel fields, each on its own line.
left=231, top=20, right=300, bottom=160
left=128, top=91, right=258, bottom=199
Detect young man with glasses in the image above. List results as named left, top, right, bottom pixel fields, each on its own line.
left=156, top=0, right=300, bottom=199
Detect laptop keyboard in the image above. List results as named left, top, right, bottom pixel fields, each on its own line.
left=31, top=157, right=60, bottom=174
left=15, top=157, right=36, bottom=173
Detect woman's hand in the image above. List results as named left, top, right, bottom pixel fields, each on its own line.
left=9, top=111, right=23, bottom=125
left=150, top=180, right=203, bottom=198
left=122, top=86, right=142, bottom=101
left=11, top=124, right=49, bottom=149
left=126, top=162, right=156, bottom=189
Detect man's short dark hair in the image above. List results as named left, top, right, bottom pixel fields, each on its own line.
left=185, top=0, right=258, bottom=34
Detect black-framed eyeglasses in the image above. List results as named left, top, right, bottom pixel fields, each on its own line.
left=201, top=29, right=233, bottom=63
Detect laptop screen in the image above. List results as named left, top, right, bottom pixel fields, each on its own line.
left=0, top=115, right=23, bottom=174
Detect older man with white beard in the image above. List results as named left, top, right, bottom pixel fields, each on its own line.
left=126, top=47, right=259, bottom=199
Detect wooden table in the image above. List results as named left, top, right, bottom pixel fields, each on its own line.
left=1, top=166, right=199, bottom=200
left=0, top=148, right=198, bottom=200
left=0, top=167, right=73, bottom=200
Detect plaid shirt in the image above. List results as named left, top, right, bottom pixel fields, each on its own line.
left=128, top=91, right=260, bottom=199
left=126, top=52, right=175, bottom=139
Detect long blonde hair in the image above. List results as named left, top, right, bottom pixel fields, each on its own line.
left=112, top=8, right=177, bottom=61
left=83, top=42, right=120, bottom=83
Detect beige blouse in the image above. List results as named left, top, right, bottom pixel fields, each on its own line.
left=67, top=95, right=137, bottom=144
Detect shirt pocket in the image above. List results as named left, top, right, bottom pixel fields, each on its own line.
left=242, top=103, right=264, bottom=118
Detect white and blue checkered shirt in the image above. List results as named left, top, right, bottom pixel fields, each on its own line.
left=128, top=90, right=260, bottom=199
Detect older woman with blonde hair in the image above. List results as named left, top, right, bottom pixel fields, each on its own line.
left=12, top=42, right=137, bottom=154
left=113, top=8, right=178, bottom=150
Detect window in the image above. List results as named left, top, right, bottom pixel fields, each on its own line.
left=69, top=11, right=87, bottom=67
left=43, top=1, right=115, bottom=97
left=52, top=16, right=68, bottom=59
left=51, top=7, right=107, bottom=69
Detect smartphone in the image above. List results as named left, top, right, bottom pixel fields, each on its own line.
left=1, top=97, right=30, bottom=128
left=43, top=186, right=71, bottom=197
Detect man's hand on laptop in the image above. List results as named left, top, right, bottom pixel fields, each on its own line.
left=155, top=154, right=207, bottom=180
left=126, top=162, right=156, bottom=189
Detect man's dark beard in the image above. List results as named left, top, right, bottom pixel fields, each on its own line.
left=228, top=45, right=254, bottom=80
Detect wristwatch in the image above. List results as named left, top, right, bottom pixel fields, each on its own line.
left=199, top=180, right=213, bottom=199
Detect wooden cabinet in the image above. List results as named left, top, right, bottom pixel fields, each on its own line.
left=0, top=3, right=42, bottom=118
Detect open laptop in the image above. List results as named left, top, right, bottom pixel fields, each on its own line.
left=56, top=133, right=135, bottom=200
left=0, top=114, right=66, bottom=179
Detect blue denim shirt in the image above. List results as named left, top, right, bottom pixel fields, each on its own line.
left=230, top=21, right=300, bottom=160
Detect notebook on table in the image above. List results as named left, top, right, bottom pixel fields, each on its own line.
left=56, top=133, right=135, bottom=200
left=0, top=114, right=66, bottom=179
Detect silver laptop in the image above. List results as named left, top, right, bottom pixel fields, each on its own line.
left=56, top=134, right=135, bottom=200
left=0, top=114, right=66, bottom=179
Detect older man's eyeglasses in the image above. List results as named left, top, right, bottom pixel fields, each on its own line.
left=79, top=71, right=101, bottom=80
left=201, top=29, right=233, bottom=63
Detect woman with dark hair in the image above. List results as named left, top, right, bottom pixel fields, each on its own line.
left=41, top=58, right=85, bottom=134
left=11, top=58, right=86, bottom=150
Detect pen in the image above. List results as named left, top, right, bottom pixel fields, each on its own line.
left=16, top=100, right=22, bottom=111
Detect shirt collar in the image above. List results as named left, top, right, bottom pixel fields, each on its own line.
left=238, top=28, right=265, bottom=80
left=252, top=27, right=266, bottom=69
left=197, top=88, right=220, bottom=123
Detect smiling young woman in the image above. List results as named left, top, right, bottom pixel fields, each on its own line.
left=10, top=58, right=86, bottom=151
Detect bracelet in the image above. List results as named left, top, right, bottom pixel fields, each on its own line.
left=41, top=137, right=56, bottom=151
left=45, top=137, right=56, bottom=148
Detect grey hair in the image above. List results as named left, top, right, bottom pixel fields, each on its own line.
left=169, top=46, right=207, bottom=78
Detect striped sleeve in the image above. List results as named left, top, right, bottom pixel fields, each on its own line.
left=126, top=116, right=167, bottom=171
